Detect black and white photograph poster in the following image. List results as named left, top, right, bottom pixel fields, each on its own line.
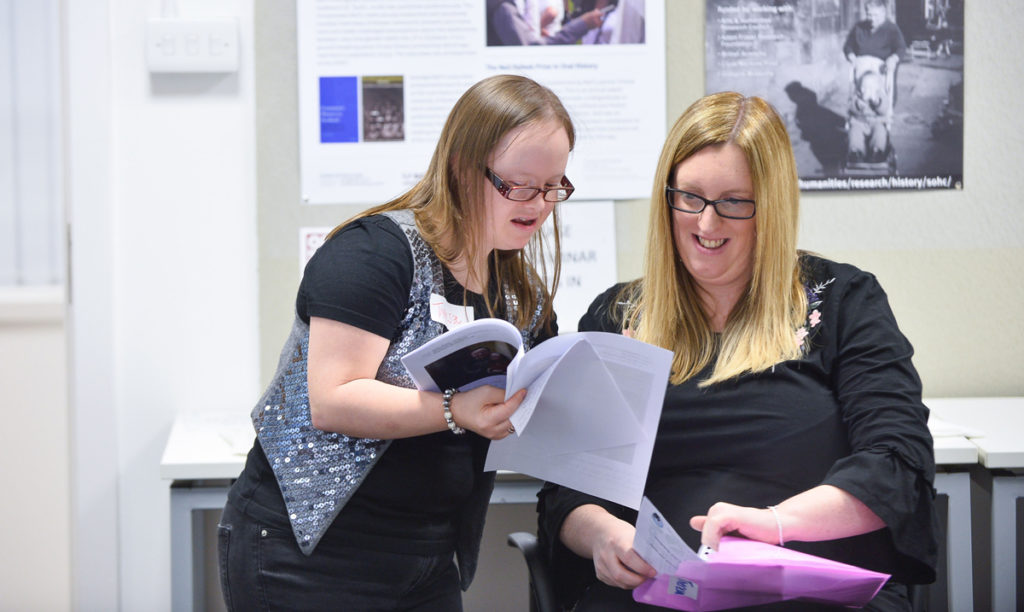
left=705, top=0, right=963, bottom=191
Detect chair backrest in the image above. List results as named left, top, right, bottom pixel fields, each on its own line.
left=507, top=531, right=559, bottom=612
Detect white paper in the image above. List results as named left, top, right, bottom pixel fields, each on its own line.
left=401, top=318, right=671, bottom=508
left=543, top=200, right=617, bottom=332
left=296, top=0, right=666, bottom=204
left=483, top=330, right=672, bottom=509
left=506, top=336, right=644, bottom=453
left=633, top=496, right=706, bottom=575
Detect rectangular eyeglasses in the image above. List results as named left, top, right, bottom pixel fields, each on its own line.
left=485, top=167, right=575, bottom=202
left=665, top=187, right=756, bottom=220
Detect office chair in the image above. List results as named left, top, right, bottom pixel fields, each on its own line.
left=506, top=532, right=558, bottom=612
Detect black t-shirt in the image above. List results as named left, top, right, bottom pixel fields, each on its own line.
left=231, top=215, right=511, bottom=554
left=538, top=255, right=938, bottom=609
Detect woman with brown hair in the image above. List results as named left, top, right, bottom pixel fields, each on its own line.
left=219, top=74, right=576, bottom=611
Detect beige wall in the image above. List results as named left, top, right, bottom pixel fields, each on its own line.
left=0, top=289, right=70, bottom=611
left=257, top=2, right=1024, bottom=401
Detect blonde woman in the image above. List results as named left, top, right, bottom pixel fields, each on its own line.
left=538, top=92, right=937, bottom=611
left=220, top=75, right=575, bottom=611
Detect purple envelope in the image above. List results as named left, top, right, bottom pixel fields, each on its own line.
left=632, top=536, right=890, bottom=611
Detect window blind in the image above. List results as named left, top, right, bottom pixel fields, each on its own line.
left=0, top=0, right=63, bottom=287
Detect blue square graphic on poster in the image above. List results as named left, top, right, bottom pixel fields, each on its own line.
left=319, top=76, right=358, bottom=143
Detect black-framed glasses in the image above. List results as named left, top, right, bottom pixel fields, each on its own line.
left=485, top=167, right=575, bottom=203
left=665, top=187, right=756, bottom=220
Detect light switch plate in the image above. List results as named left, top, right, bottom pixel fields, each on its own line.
left=146, top=18, right=239, bottom=74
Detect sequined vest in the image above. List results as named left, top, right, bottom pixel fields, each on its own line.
left=252, top=209, right=542, bottom=573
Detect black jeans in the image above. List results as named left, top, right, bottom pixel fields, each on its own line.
left=217, top=500, right=463, bottom=611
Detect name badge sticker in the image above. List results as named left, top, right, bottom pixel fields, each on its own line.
left=429, top=293, right=474, bottom=330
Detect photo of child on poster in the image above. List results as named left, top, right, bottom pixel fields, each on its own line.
left=705, top=0, right=963, bottom=191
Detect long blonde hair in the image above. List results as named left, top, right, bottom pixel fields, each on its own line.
left=625, top=92, right=806, bottom=386
left=333, top=75, right=574, bottom=332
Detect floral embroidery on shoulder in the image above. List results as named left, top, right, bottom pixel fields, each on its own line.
left=796, top=277, right=835, bottom=352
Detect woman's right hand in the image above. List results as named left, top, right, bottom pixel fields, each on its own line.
left=590, top=517, right=656, bottom=589
left=561, top=505, right=657, bottom=590
left=448, top=386, right=525, bottom=440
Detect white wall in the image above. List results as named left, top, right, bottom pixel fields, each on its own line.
left=67, top=0, right=258, bottom=609
left=66, top=0, right=119, bottom=606
left=0, top=289, right=69, bottom=611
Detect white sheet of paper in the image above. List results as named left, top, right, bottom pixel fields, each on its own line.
left=511, top=339, right=643, bottom=453
left=633, top=496, right=704, bottom=575
left=484, top=332, right=671, bottom=509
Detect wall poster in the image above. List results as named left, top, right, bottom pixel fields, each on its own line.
left=705, top=0, right=963, bottom=191
left=298, top=0, right=665, bottom=205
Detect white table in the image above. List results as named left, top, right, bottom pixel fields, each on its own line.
left=160, top=411, right=249, bottom=612
left=160, top=411, right=543, bottom=612
left=927, top=397, right=1024, bottom=612
left=162, top=411, right=984, bottom=612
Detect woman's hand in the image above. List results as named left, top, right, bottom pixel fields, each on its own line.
left=590, top=517, right=656, bottom=589
left=449, top=386, right=525, bottom=440
left=560, top=505, right=656, bottom=590
left=689, top=502, right=781, bottom=550
left=690, top=486, right=886, bottom=550
left=308, top=317, right=525, bottom=439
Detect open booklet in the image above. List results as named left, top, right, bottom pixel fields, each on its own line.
left=400, top=317, right=672, bottom=509
left=631, top=497, right=891, bottom=610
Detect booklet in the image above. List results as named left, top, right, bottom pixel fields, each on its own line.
left=401, top=317, right=673, bottom=509
left=631, top=497, right=891, bottom=611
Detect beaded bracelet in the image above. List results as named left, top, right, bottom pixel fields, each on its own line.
left=441, top=388, right=466, bottom=435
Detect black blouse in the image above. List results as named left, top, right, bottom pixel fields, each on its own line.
left=537, top=255, right=938, bottom=609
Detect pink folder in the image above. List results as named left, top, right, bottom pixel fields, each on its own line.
left=632, top=536, right=890, bottom=611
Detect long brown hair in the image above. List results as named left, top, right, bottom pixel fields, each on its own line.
left=624, top=92, right=806, bottom=386
left=333, top=75, right=575, bottom=331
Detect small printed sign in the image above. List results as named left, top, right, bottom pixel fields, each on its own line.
left=669, top=577, right=699, bottom=600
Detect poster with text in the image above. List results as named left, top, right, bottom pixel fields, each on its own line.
left=298, top=0, right=665, bottom=205
left=543, top=200, right=617, bottom=333
left=705, top=0, right=963, bottom=191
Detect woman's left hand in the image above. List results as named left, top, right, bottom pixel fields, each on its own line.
left=690, top=486, right=886, bottom=551
left=689, top=502, right=781, bottom=550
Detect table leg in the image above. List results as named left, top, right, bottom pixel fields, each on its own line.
left=991, top=475, right=1024, bottom=612
left=170, top=486, right=231, bottom=612
left=934, top=471, right=973, bottom=611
